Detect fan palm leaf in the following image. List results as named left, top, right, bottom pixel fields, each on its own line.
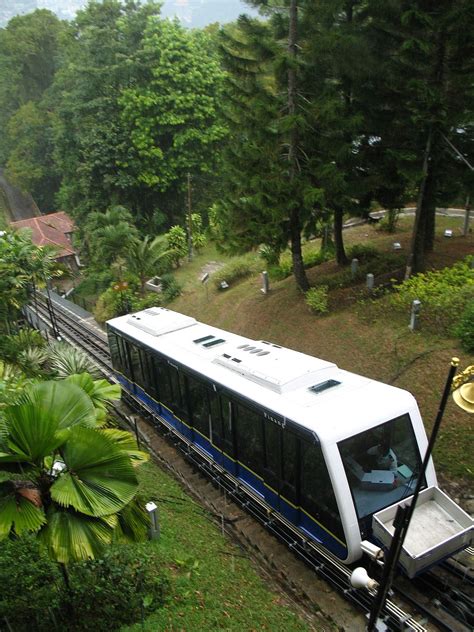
left=99, top=428, right=149, bottom=466
left=65, top=373, right=121, bottom=413
left=0, top=481, right=46, bottom=538
left=39, top=506, right=116, bottom=563
left=51, top=427, right=138, bottom=516
left=1, top=403, right=63, bottom=463
left=114, top=497, right=150, bottom=543
left=24, top=380, right=97, bottom=429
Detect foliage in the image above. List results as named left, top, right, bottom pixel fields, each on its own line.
left=212, top=255, right=258, bottom=289
left=346, top=244, right=380, bottom=263
left=83, top=206, right=139, bottom=268
left=160, top=274, right=182, bottom=303
left=191, top=213, right=206, bottom=252
left=166, top=226, right=188, bottom=267
left=0, top=379, right=149, bottom=563
left=454, top=299, right=474, bottom=352
left=67, top=544, right=168, bottom=631
left=48, top=342, right=100, bottom=379
left=389, top=257, right=474, bottom=333
left=305, top=286, right=329, bottom=314
left=0, top=536, right=168, bottom=632
left=0, top=360, right=30, bottom=409
left=126, top=234, right=171, bottom=295
left=0, top=328, right=45, bottom=364
left=74, top=269, right=115, bottom=302
left=0, top=536, right=63, bottom=632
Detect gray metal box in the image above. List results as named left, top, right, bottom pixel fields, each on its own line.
left=372, top=486, right=473, bottom=578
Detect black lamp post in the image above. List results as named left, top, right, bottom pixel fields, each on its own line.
left=365, top=357, right=460, bottom=631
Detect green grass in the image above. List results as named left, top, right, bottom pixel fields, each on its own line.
left=122, top=461, right=314, bottom=631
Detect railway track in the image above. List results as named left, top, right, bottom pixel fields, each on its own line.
left=26, top=295, right=473, bottom=631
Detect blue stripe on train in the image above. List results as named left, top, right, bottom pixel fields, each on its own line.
left=117, top=372, right=347, bottom=560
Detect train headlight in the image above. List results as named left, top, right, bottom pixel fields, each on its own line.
left=350, top=567, right=378, bottom=591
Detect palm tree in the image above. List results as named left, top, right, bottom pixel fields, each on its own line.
left=0, top=379, right=149, bottom=564
left=126, top=235, right=171, bottom=296
left=84, top=206, right=139, bottom=266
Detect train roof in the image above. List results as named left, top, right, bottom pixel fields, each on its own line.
left=107, top=307, right=418, bottom=444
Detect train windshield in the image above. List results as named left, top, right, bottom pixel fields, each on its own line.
left=338, top=414, right=424, bottom=520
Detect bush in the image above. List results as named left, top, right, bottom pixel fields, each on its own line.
left=0, top=537, right=63, bottom=632
left=212, top=255, right=257, bottom=289
left=455, top=299, right=474, bottom=352
left=389, top=256, right=474, bottom=334
left=160, top=273, right=182, bottom=302
left=305, top=286, right=329, bottom=314
left=166, top=225, right=187, bottom=267
left=347, top=243, right=379, bottom=262
left=68, top=544, right=169, bottom=631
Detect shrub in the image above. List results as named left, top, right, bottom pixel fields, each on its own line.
left=0, top=537, right=63, bottom=632
left=303, top=248, right=332, bottom=268
left=268, top=257, right=292, bottom=281
left=305, top=286, right=329, bottom=314
left=389, top=256, right=474, bottom=334
left=212, top=255, right=257, bottom=289
left=160, top=273, right=182, bottom=302
left=166, top=225, right=187, bottom=267
left=258, top=244, right=281, bottom=267
left=67, top=544, right=169, bottom=632
left=347, top=243, right=379, bottom=262
left=455, top=299, right=474, bottom=352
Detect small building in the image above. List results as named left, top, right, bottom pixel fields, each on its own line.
left=10, top=211, right=80, bottom=271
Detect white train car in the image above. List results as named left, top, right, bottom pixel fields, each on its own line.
left=107, top=307, right=472, bottom=575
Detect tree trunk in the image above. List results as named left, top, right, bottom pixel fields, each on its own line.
left=334, top=206, right=348, bottom=265
left=288, top=0, right=309, bottom=292
left=406, top=127, right=432, bottom=277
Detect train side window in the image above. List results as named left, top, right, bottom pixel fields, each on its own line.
left=234, top=402, right=263, bottom=477
left=264, top=420, right=280, bottom=476
left=263, top=419, right=281, bottom=492
left=281, top=431, right=299, bottom=504
left=155, top=357, right=173, bottom=409
left=167, top=365, right=187, bottom=417
left=187, top=375, right=210, bottom=437
left=107, top=331, right=122, bottom=371
left=142, top=351, right=158, bottom=399
left=300, top=440, right=345, bottom=542
left=120, top=339, right=134, bottom=381
left=214, top=394, right=235, bottom=457
left=128, top=344, right=144, bottom=386
left=117, top=338, right=128, bottom=376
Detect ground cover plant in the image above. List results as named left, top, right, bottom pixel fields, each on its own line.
left=122, top=461, right=315, bottom=631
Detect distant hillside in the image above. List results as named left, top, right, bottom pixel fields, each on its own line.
left=0, top=169, right=40, bottom=222
left=0, top=0, right=258, bottom=28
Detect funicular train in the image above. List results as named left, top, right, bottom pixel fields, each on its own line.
left=107, top=307, right=473, bottom=576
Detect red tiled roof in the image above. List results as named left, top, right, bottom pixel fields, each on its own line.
left=10, top=212, right=77, bottom=258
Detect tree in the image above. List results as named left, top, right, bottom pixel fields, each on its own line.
left=125, top=235, right=171, bottom=296
left=119, top=18, right=227, bottom=227
left=83, top=206, right=139, bottom=267
left=0, top=378, right=149, bottom=565
left=0, top=10, right=66, bottom=209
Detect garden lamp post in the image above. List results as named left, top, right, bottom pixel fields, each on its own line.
left=351, top=358, right=473, bottom=631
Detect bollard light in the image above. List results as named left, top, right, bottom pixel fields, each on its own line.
left=146, top=501, right=160, bottom=540
left=409, top=299, right=421, bottom=331
left=351, top=258, right=359, bottom=278
left=261, top=271, right=269, bottom=294
left=366, top=273, right=374, bottom=291
left=444, top=229, right=453, bottom=238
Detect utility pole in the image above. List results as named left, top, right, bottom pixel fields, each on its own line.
left=187, top=172, right=193, bottom=262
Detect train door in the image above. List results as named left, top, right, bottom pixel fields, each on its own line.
left=210, top=393, right=237, bottom=474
